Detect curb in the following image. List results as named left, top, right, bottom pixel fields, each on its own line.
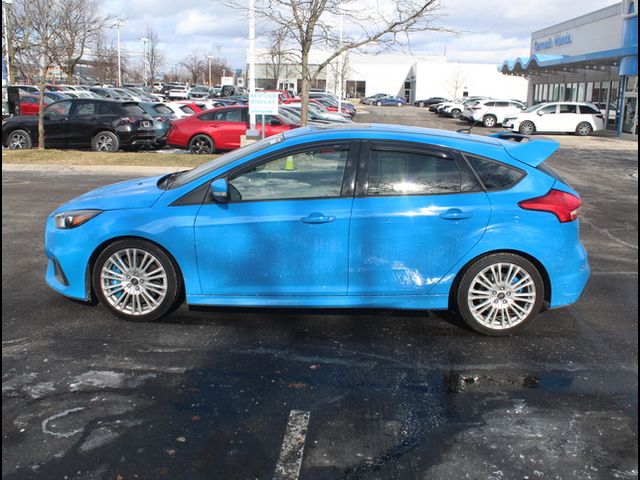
left=2, top=164, right=190, bottom=175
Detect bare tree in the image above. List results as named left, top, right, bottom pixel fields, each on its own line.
left=92, top=31, right=121, bottom=85
left=225, top=0, right=448, bottom=125
left=180, top=53, right=205, bottom=85
left=265, top=28, right=295, bottom=89
left=448, top=64, right=468, bottom=99
left=17, top=0, right=68, bottom=149
left=58, top=0, right=110, bottom=83
left=145, top=26, right=165, bottom=85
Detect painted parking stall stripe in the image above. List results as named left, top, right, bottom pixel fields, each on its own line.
left=273, top=410, right=311, bottom=480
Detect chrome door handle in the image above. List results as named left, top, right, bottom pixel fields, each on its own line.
left=440, top=209, right=473, bottom=220
left=301, top=213, right=335, bottom=224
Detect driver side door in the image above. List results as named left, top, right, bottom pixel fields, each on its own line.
left=43, top=100, right=72, bottom=148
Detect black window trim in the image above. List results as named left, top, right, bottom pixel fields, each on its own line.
left=355, top=140, right=482, bottom=198
left=460, top=152, right=527, bottom=192
left=172, top=139, right=360, bottom=206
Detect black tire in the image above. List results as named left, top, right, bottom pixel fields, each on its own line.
left=482, top=115, right=497, bottom=128
left=450, top=109, right=461, bottom=119
left=92, top=131, right=120, bottom=152
left=575, top=122, right=593, bottom=136
left=455, top=253, right=545, bottom=336
left=92, top=238, right=183, bottom=322
left=189, top=134, right=215, bottom=154
left=519, top=121, right=536, bottom=135
left=7, top=129, right=32, bottom=149
left=418, top=101, right=425, bottom=108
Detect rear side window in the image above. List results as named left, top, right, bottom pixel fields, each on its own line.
left=153, top=105, right=173, bottom=115
left=123, top=104, right=145, bottom=115
left=366, top=150, right=462, bottom=196
left=180, top=106, right=195, bottom=115
left=466, top=154, right=525, bottom=190
left=100, top=102, right=122, bottom=115
left=579, top=104, right=600, bottom=114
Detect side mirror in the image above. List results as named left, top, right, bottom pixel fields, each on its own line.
left=210, top=177, right=229, bottom=202
left=270, top=119, right=282, bottom=126
left=537, top=111, right=545, bottom=116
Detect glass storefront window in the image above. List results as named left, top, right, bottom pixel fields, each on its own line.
left=586, top=82, right=593, bottom=102
left=542, top=84, right=548, bottom=102
left=626, top=76, right=638, bottom=93
left=534, top=84, right=539, bottom=103
left=577, top=83, right=585, bottom=102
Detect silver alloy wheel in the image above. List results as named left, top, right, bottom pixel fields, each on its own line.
left=576, top=122, right=592, bottom=136
left=96, top=134, right=115, bottom=151
left=483, top=115, right=496, bottom=127
left=520, top=122, right=535, bottom=135
left=9, top=132, right=28, bottom=149
left=467, top=262, right=536, bottom=330
left=100, top=248, right=168, bottom=316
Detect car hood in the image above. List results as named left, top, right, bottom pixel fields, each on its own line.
left=53, top=175, right=166, bottom=213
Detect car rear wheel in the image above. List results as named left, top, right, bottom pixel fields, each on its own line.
left=519, top=121, right=536, bottom=135
left=376, top=101, right=383, bottom=107
left=418, top=101, right=425, bottom=107
left=92, top=239, right=183, bottom=322
left=450, top=109, right=461, bottom=119
left=482, top=115, right=497, bottom=128
left=397, top=102, right=403, bottom=107
left=189, top=134, right=215, bottom=154
left=7, top=129, right=32, bottom=149
left=455, top=253, right=545, bottom=336
left=92, top=131, right=120, bottom=152
left=576, top=122, right=593, bottom=136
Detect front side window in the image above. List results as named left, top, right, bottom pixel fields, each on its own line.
left=44, top=101, right=72, bottom=116
left=366, top=150, right=462, bottom=196
left=228, top=146, right=349, bottom=201
left=539, top=104, right=557, bottom=115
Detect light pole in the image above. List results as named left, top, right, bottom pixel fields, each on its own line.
left=139, top=37, right=149, bottom=86
left=111, top=20, right=124, bottom=87
left=207, top=55, right=214, bottom=86
left=2, top=0, right=14, bottom=85
left=247, top=0, right=258, bottom=137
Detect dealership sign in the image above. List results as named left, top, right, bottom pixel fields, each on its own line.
left=249, top=91, right=279, bottom=116
left=533, top=33, right=573, bottom=52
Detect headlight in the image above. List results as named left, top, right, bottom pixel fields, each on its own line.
left=54, top=210, right=102, bottom=229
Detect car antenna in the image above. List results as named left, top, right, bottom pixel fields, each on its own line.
left=456, top=118, right=482, bottom=134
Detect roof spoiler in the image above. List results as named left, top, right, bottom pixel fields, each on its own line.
left=490, top=131, right=560, bottom=167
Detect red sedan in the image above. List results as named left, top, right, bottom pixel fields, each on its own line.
left=166, top=105, right=298, bottom=154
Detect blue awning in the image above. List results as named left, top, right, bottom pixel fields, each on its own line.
left=499, top=46, right=638, bottom=75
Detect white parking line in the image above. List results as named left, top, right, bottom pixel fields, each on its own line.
left=273, top=410, right=311, bottom=480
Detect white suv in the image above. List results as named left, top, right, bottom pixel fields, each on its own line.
left=503, top=102, right=605, bottom=136
left=167, top=84, right=190, bottom=100
left=463, top=99, right=526, bottom=127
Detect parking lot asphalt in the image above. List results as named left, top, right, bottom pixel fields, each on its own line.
left=2, top=107, right=638, bottom=480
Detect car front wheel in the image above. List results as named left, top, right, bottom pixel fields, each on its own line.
left=7, top=129, right=32, bottom=149
left=450, top=109, right=461, bottom=119
left=455, top=253, right=545, bottom=336
left=189, top=134, right=215, bottom=154
left=376, top=101, right=383, bottom=107
left=92, top=239, right=183, bottom=322
left=519, top=121, right=536, bottom=135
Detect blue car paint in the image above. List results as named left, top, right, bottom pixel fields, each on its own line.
left=45, top=124, right=590, bottom=312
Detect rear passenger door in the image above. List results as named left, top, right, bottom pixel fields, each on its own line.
left=556, top=104, right=578, bottom=132
left=348, top=142, right=492, bottom=296
left=210, top=108, right=247, bottom=149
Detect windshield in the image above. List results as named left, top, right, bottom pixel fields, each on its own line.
left=171, top=134, right=287, bottom=188
left=192, top=87, right=209, bottom=92
left=523, top=104, right=545, bottom=113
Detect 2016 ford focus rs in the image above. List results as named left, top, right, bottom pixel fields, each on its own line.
left=45, top=124, right=590, bottom=335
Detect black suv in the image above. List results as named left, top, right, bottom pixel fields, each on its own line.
left=2, top=99, right=156, bottom=152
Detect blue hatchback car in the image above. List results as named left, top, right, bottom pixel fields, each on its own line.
left=45, top=124, right=589, bottom=335
left=375, top=96, right=407, bottom=107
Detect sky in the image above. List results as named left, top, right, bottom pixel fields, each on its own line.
left=103, top=0, right=619, bottom=72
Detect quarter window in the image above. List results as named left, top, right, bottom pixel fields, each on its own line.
left=579, top=104, right=600, bottom=114
left=74, top=102, right=97, bottom=116
left=559, top=104, right=577, bottom=114
left=366, top=150, right=462, bottom=196
left=44, top=101, right=72, bottom=116
left=228, top=147, right=348, bottom=201
left=466, top=154, right=525, bottom=190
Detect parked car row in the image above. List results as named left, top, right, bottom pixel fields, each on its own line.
left=427, top=96, right=605, bottom=136
left=2, top=91, right=358, bottom=153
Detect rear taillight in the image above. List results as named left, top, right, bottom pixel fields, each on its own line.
left=518, top=189, right=582, bottom=223
left=121, top=116, right=135, bottom=124
left=471, top=106, right=482, bottom=110
left=154, top=116, right=165, bottom=122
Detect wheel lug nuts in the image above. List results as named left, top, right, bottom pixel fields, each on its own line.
left=503, top=300, right=507, bottom=304
left=494, top=300, right=498, bottom=303
left=492, top=291, right=497, bottom=295
left=135, top=286, right=139, bottom=291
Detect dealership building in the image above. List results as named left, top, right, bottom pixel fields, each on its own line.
left=499, top=1, right=638, bottom=137
left=254, top=51, right=528, bottom=105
